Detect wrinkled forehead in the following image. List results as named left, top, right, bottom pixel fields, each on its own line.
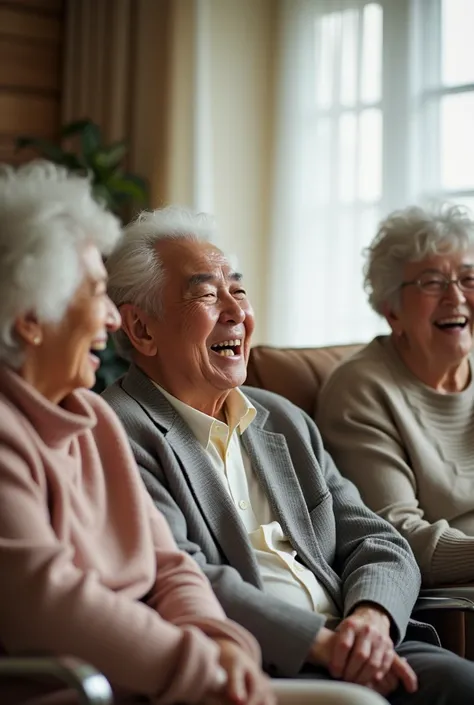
left=405, top=249, right=474, bottom=275
left=158, top=239, right=237, bottom=284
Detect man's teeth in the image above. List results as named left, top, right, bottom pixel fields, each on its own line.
left=212, top=339, right=241, bottom=348
left=211, top=339, right=242, bottom=356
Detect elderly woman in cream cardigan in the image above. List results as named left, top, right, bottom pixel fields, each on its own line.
left=319, top=204, right=474, bottom=588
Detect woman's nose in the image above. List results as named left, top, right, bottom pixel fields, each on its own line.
left=106, top=297, right=122, bottom=332
left=445, top=281, right=467, bottom=303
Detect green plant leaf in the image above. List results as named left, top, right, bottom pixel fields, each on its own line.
left=92, top=183, right=116, bottom=210
left=123, top=172, right=148, bottom=193
left=15, top=137, right=66, bottom=162
left=60, top=119, right=96, bottom=138
left=80, top=122, right=103, bottom=161
left=59, top=153, right=87, bottom=171
left=108, top=174, right=148, bottom=203
left=95, top=142, right=128, bottom=170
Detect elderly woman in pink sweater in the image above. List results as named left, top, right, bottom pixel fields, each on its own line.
left=0, top=161, right=272, bottom=705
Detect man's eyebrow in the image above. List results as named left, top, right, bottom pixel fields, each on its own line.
left=187, top=273, right=215, bottom=288
left=187, top=271, right=243, bottom=287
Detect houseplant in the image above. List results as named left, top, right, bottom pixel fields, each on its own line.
left=16, top=118, right=148, bottom=392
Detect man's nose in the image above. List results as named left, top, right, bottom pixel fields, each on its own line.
left=106, top=297, right=122, bottom=332
left=220, top=296, right=246, bottom=323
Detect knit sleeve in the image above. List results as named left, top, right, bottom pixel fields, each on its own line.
left=317, top=358, right=474, bottom=586
left=0, top=415, right=225, bottom=704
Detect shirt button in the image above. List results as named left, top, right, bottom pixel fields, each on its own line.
left=238, top=500, right=248, bottom=510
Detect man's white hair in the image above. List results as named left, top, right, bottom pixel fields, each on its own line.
left=364, top=204, right=474, bottom=315
left=0, top=160, right=121, bottom=368
left=106, top=206, right=216, bottom=361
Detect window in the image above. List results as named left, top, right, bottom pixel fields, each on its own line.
left=414, top=0, right=474, bottom=212
left=268, top=0, right=474, bottom=348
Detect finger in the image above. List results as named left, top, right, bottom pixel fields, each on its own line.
left=342, top=626, right=373, bottom=682
left=330, top=622, right=356, bottom=678
left=370, top=670, right=399, bottom=697
left=225, top=663, right=247, bottom=704
left=255, top=674, right=276, bottom=705
left=372, top=642, right=395, bottom=682
left=391, top=655, right=418, bottom=693
left=354, top=637, right=391, bottom=685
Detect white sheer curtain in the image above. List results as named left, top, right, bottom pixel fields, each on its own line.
left=267, top=0, right=474, bottom=348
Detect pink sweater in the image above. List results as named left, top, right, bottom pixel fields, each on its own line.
left=0, top=365, right=259, bottom=703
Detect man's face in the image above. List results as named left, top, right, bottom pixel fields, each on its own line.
left=143, top=239, right=255, bottom=403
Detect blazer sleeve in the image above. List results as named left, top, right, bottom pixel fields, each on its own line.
left=136, top=450, right=326, bottom=678
left=317, top=365, right=474, bottom=586
left=302, top=410, right=421, bottom=645
left=142, top=488, right=262, bottom=662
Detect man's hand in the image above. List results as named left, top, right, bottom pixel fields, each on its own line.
left=212, top=639, right=275, bottom=705
left=309, top=606, right=417, bottom=696
left=367, top=655, right=418, bottom=696
left=331, top=604, right=394, bottom=685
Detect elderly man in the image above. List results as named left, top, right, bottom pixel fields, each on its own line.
left=103, top=206, right=474, bottom=705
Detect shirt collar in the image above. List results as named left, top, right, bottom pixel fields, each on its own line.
left=153, top=382, right=256, bottom=449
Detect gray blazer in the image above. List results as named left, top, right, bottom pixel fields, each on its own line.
left=103, top=364, right=434, bottom=677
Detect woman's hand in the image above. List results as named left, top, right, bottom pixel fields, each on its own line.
left=212, top=638, right=275, bottom=705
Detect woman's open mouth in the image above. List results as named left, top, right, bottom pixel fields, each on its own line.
left=433, top=315, right=469, bottom=332
left=88, top=339, right=107, bottom=368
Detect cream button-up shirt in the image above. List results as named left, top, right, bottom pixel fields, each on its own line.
left=155, top=383, right=338, bottom=619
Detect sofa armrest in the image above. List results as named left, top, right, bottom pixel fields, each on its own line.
left=414, top=595, right=474, bottom=612
left=414, top=585, right=474, bottom=613
left=0, top=656, right=113, bottom=705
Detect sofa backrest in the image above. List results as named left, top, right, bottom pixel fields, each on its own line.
left=245, top=344, right=363, bottom=417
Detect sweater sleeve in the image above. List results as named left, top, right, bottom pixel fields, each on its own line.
left=0, top=428, right=226, bottom=704
left=317, top=360, right=474, bottom=586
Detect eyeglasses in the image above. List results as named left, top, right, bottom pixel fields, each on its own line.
left=401, top=271, right=474, bottom=296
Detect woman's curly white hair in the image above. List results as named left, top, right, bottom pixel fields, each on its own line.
left=0, top=160, right=122, bottom=368
left=364, top=204, right=474, bottom=315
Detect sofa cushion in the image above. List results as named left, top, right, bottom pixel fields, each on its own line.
left=245, top=344, right=363, bottom=417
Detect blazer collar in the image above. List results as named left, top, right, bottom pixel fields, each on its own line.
left=121, top=363, right=271, bottom=431
left=121, top=364, right=262, bottom=585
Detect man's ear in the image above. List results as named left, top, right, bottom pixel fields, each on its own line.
left=119, top=304, right=158, bottom=357
left=14, top=312, right=43, bottom=347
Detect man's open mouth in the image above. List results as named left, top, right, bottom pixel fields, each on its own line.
left=210, top=339, right=242, bottom=357
left=434, top=315, right=469, bottom=331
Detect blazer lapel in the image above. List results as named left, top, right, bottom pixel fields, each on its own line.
left=242, top=403, right=343, bottom=604
left=122, top=366, right=262, bottom=586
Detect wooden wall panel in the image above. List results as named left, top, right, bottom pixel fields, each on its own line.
left=0, top=0, right=65, bottom=165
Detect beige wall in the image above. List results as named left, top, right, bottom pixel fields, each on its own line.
left=167, top=0, right=277, bottom=344
left=209, top=0, right=276, bottom=344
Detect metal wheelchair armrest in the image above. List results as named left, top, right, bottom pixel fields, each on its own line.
left=0, top=656, right=113, bottom=705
